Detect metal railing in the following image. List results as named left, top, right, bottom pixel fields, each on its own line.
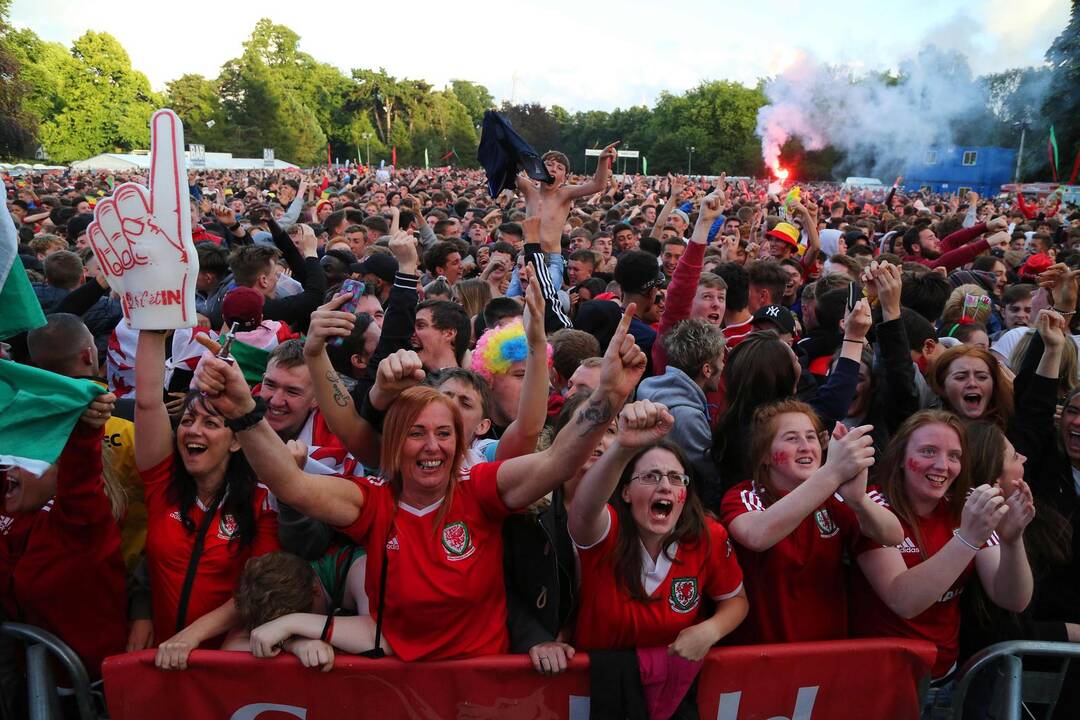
left=0, top=623, right=97, bottom=720
left=951, top=640, right=1080, bottom=719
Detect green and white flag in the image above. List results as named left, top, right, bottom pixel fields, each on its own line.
left=642, top=156, right=648, bottom=176
left=0, top=360, right=100, bottom=475
left=0, top=178, right=46, bottom=340
left=424, top=147, right=430, bottom=170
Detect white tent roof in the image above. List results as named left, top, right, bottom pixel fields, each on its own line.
left=69, top=151, right=299, bottom=171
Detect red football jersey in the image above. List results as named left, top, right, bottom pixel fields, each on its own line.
left=0, top=425, right=126, bottom=680
left=143, top=453, right=279, bottom=643
left=719, top=480, right=863, bottom=644
left=850, top=493, right=998, bottom=678
left=338, top=461, right=515, bottom=661
left=573, top=505, right=744, bottom=651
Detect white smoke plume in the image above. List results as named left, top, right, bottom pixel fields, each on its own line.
left=755, top=46, right=1040, bottom=180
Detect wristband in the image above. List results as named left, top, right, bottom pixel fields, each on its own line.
left=321, top=614, right=335, bottom=644
left=842, top=338, right=866, bottom=345
left=224, top=397, right=266, bottom=433
left=952, top=529, right=981, bottom=552
left=1053, top=308, right=1076, bottom=316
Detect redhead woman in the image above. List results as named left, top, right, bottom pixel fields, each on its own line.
left=192, top=308, right=647, bottom=661
left=850, top=411, right=1034, bottom=692
left=719, top=399, right=902, bottom=644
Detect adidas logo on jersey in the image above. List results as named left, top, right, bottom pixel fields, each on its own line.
left=0, top=515, right=12, bottom=535
left=897, top=537, right=920, bottom=554
left=386, top=536, right=400, bottom=551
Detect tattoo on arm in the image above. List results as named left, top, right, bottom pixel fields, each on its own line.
left=327, top=371, right=349, bottom=408
left=576, top=395, right=613, bottom=431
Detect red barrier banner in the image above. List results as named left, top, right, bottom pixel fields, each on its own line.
left=103, top=638, right=935, bottom=719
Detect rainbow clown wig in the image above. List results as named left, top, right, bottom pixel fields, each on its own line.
left=471, top=321, right=553, bottom=382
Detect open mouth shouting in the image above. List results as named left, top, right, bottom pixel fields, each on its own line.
left=650, top=499, right=674, bottom=521
left=959, top=392, right=984, bottom=416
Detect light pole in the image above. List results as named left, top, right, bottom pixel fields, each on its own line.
left=1013, top=120, right=1029, bottom=186
left=363, top=132, right=372, bottom=167
left=687, top=146, right=695, bottom=175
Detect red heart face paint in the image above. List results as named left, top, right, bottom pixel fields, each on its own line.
left=906, top=457, right=926, bottom=474
left=772, top=451, right=789, bottom=467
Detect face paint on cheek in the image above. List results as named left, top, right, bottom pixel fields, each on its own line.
left=772, top=451, right=788, bottom=467
left=677, top=489, right=687, bottom=504
left=906, top=457, right=933, bottom=475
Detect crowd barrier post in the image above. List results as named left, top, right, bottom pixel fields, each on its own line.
left=951, top=640, right=1080, bottom=719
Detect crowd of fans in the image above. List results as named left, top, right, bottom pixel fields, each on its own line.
left=3, top=152, right=1080, bottom=718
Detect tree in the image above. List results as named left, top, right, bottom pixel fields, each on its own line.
left=164, top=74, right=222, bottom=146
left=0, top=1, right=38, bottom=157
left=1043, top=0, right=1080, bottom=180
left=449, top=79, right=493, bottom=127
left=38, top=31, right=158, bottom=162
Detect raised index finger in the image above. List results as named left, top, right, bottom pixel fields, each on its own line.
left=148, top=109, right=188, bottom=243
left=605, top=303, right=636, bottom=358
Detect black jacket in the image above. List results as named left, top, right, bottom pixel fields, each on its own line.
left=502, top=487, right=576, bottom=652
left=477, top=110, right=553, bottom=197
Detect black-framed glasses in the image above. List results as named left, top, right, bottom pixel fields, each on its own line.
left=632, top=471, right=690, bottom=487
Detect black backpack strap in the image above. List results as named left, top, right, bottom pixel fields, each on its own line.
left=174, top=494, right=223, bottom=634
left=358, top=524, right=392, bottom=659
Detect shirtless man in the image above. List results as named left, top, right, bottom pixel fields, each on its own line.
left=515, top=141, right=620, bottom=253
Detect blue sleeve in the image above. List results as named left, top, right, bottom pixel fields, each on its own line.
left=707, top=216, right=726, bottom=243
left=809, top=356, right=859, bottom=428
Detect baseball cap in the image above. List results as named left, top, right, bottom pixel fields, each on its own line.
left=1019, top=252, right=1053, bottom=278
left=752, top=304, right=797, bottom=336
left=614, top=250, right=666, bottom=296
left=766, top=222, right=801, bottom=248
left=350, top=253, right=398, bottom=283
left=222, top=287, right=265, bottom=331
left=671, top=209, right=690, bottom=225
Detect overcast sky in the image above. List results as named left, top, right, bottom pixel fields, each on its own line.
left=10, top=0, right=1069, bottom=112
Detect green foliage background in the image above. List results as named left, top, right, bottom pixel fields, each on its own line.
left=1, top=4, right=1077, bottom=180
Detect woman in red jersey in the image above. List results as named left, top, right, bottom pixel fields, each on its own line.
left=191, top=307, right=647, bottom=662
left=850, top=411, right=1034, bottom=696
left=569, top=400, right=747, bottom=659
left=719, top=399, right=902, bottom=644
left=134, top=330, right=279, bottom=670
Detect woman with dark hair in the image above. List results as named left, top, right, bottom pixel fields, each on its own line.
left=711, top=296, right=870, bottom=500
left=191, top=308, right=647, bottom=662
left=850, top=411, right=1034, bottom=690
left=720, top=399, right=899, bottom=644
left=134, top=331, right=280, bottom=670
left=568, top=400, right=747, bottom=658
left=929, top=345, right=1014, bottom=427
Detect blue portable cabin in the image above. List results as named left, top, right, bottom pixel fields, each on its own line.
left=901, top=146, right=1017, bottom=197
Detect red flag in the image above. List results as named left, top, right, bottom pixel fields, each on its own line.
left=327, top=143, right=332, bottom=168
left=440, top=149, right=455, bottom=161
left=391, top=146, right=397, bottom=166
left=1070, top=149, right=1080, bottom=185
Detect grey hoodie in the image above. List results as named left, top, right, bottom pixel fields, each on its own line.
left=637, top=366, right=718, bottom=501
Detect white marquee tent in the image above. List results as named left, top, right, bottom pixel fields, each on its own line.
left=69, top=151, right=299, bottom=172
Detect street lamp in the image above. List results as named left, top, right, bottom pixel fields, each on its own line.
left=687, top=146, right=695, bottom=175
left=363, top=132, right=372, bottom=167
left=1013, top=120, right=1029, bottom=186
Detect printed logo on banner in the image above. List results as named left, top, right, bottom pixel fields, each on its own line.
left=218, top=514, right=238, bottom=540
left=814, top=509, right=839, bottom=538
left=669, top=577, right=700, bottom=614
left=441, top=521, right=475, bottom=561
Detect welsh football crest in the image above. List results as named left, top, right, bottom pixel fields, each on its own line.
left=218, top=513, right=238, bottom=539
left=814, top=509, right=838, bottom=538
left=441, top=521, right=476, bottom=561
left=669, top=577, right=700, bottom=614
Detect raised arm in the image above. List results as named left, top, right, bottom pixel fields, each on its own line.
left=496, top=267, right=553, bottom=460
left=568, top=400, right=674, bottom=546
left=975, top=480, right=1034, bottom=613
left=564, top=141, right=618, bottom=200
left=793, top=201, right=820, bottom=274
left=496, top=305, right=647, bottom=510
left=133, top=330, right=175, bottom=471
left=726, top=424, right=875, bottom=551
left=192, top=352, right=365, bottom=528
left=651, top=175, right=686, bottom=240
left=303, top=293, right=381, bottom=464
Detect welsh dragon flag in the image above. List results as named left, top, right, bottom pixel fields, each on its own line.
left=0, top=178, right=46, bottom=341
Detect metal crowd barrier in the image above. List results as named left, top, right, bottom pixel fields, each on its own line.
left=0, top=623, right=97, bottom=720
left=951, top=640, right=1080, bottom=719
